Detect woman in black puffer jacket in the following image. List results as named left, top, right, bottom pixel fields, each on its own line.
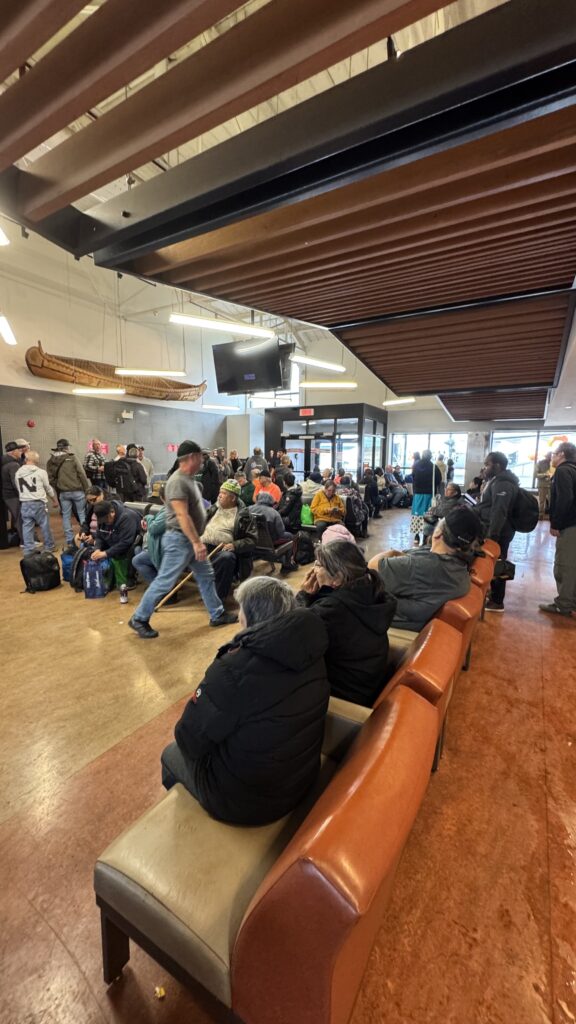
left=297, top=541, right=396, bottom=707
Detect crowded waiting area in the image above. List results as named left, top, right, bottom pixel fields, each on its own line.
left=0, top=2, right=575, bottom=1023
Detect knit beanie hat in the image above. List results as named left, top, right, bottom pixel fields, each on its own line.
left=221, top=479, right=241, bottom=496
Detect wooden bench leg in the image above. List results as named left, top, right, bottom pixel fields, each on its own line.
left=101, top=908, right=130, bottom=984
left=432, top=716, right=447, bottom=773
left=463, top=642, right=472, bottom=672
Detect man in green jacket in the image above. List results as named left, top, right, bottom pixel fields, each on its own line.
left=47, top=438, right=90, bottom=545
left=235, top=469, right=255, bottom=506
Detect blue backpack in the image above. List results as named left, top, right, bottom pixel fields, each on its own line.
left=83, top=558, right=114, bottom=598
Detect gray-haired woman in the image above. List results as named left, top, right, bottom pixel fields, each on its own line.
left=160, top=576, right=330, bottom=826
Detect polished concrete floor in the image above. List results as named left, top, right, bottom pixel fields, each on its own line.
left=0, top=512, right=574, bottom=1024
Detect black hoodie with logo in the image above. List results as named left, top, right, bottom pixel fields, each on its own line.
left=475, top=468, right=519, bottom=540
left=174, top=610, right=330, bottom=826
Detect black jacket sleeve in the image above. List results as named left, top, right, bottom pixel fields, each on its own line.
left=550, top=465, right=576, bottom=531
left=233, top=510, right=258, bottom=553
left=175, top=661, right=240, bottom=759
left=99, top=511, right=140, bottom=558
left=488, top=479, right=517, bottom=539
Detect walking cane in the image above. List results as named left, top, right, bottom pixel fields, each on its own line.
left=155, top=543, right=224, bottom=611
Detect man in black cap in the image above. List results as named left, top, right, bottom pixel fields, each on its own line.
left=90, top=500, right=142, bottom=586
left=2, top=441, right=27, bottom=544
left=128, top=441, right=237, bottom=638
left=47, top=438, right=90, bottom=545
left=368, top=506, right=483, bottom=633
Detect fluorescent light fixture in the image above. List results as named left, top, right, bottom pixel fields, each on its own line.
left=493, top=417, right=541, bottom=422
left=382, top=396, right=416, bottom=407
left=234, top=341, right=269, bottom=355
left=73, top=387, right=126, bottom=395
left=289, top=354, right=345, bottom=373
left=0, top=227, right=9, bottom=246
left=0, top=315, right=16, bottom=345
left=169, top=313, right=275, bottom=340
left=202, top=404, right=241, bottom=411
left=115, top=367, right=186, bottom=377
left=299, top=381, right=357, bottom=390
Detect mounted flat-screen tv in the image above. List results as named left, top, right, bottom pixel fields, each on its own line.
left=212, top=337, right=282, bottom=394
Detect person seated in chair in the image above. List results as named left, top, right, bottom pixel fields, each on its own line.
left=235, top=469, right=255, bottom=507
left=91, top=499, right=142, bottom=587
left=249, top=492, right=298, bottom=572
left=383, top=465, right=409, bottom=507
left=201, top=480, right=258, bottom=601
left=277, top=472, right=302, bottom=532
left=161, top=576, right=330, bottom=826
left=368, top=506, right=482, bottom=633
left=301, top=470, right=323, bottom=500
left=253, top=469, right=282, bottom=505
left=422, top=483, right=465, bottom=545
left=310, top=479, right=346, bottom=537
left=297, top=541, right=396, bottom=707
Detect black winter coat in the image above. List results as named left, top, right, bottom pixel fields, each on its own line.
left=475, top=468, right=519, bottom=540
left=198, top=459, right=220, bottom=504
left=174, top=610, right=330, bottom=825
left=550, top=461, right=576, bottom=531
left=278, top=484, right=303, bottom=531
left=412, top=459, right=441, bottom=495
left=297, top=573, right=397, bottom=707
left=95, top=503, right=141, bottom=558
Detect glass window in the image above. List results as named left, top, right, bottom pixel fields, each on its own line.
left=282, top=419, right=308, bottom=434
left=308, top=419, right=335, bottom=434
left=364, top=418, right=374, bottom=435
left=283, top=440, right=306, bottom=482
left=429, top=432, right=469, bottom=485
left=335, top=437, right=359, bottom=476
left=363, top=435, right=374, bottom=469
left=337, top=417, right=359, bottom=432
left=314, top=439, right=334, bottom=472
left=491, top=432, right=538, bottom=487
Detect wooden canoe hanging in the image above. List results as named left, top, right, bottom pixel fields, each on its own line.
left=25, top=342, right=207, bottom=402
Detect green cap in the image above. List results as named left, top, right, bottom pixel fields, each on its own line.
left=220, top=479, right=241, bottom=495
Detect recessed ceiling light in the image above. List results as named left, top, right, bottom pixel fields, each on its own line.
left=299, top=381, right=357, bottom=390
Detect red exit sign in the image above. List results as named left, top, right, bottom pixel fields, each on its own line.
left=299, top=408, right=314, bottom=417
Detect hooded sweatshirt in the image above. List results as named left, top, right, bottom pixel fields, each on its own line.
left=15, top=464, right=55, bottom=503
left=298, top=573, right=396, bottom=706
left=378, top=548, right=470, bottom=633
left=174, top=610, right=330, bottom=826
left=474, top=468, right=519, bottom=540
left=47, top=449, right=90, bottom=493
left=549, top=461, right=576, bottom=531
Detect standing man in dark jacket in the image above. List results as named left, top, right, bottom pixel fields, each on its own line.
left=474, top=451, right=519, bottom=612
left=2, top=441, right=26, bottom=543
left=47, top=438, right=91, bottom=545
left=196, top=449, right=220, bottom=504
left=539, top=442, right=576, bottom=618
left=161, top=577, right=330, bottom=826
left=113, top=444, right=147, bottom=500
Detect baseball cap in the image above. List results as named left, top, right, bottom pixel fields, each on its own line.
left=220, top=480, right=241, bottom=496
left=443, top=507, right=483, bottom=549
left=56, top=438, right=71, bottom=449
left=5, top=441, right=18, bottom=452
left=126, top=444, right=138, bottom=457
left=177, top=440, right=201, bottom=459
left=94, top=501, right=114, bottom=519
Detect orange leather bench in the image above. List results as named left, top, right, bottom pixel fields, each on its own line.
left=94, top=687, right=437, bottom=1024
left=373, top=618, right=462, bottom=770
left=435, top=583, right=485, bottom=671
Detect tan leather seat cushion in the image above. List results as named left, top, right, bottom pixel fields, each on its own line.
left=94, top=756, right=337, bottom=1007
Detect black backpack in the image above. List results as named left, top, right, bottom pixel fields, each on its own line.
left=509, top=488, right=539, bottom=533
left=20, top=551, right=61, bottom=593
left=70, top=546, right=91, bottom=591
left=114, top=459, right=139, bottom=498
left=294, top=530, right=316, bottom=566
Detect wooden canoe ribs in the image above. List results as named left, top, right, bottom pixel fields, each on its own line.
left=25, top=342, right=207, bottom=402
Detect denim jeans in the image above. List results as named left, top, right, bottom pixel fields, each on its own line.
left=59, top=490, right=86, bottom=543
left=21, top=501, right=55, bottom=555
left=132, top=548, right=158, bottom=583
left=133, top=529, right=224, bottom=624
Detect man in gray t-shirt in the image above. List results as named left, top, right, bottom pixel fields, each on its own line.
left=129, top=441, right=237, bottom=639
left=368, top=506, right=482, bottom=633
left=164, top=470, right=206, bottom=535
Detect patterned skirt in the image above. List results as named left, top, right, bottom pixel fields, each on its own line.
left=410, top=493, right=432, bottom=534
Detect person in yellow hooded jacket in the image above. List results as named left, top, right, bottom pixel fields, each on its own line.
left=310, top=480, right=346, bottom=537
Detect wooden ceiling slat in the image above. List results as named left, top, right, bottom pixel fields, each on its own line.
left=281, top=269, right=571, bottom=322
left=135, top=106, right=576, bottom=277
left=334, top=293, right=570, bottom=397
left=265, top=263, right=573, bottom=319
left=226, top=236, right=576, bottom=307
left=223, top=225, right=576, bottom=301
left=0, top=0, right=243, bottom=173
left=0, top=0, right=87, bottom=84
left=439, top=389, right=549, bottom=419
left=193, top=190, right=576, bottom=293
left=17, top=0, right=453, bottom=221
left=158, top=145, right=576, bottom=285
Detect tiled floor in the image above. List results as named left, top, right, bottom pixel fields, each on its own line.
left=0, top=512, right=574, bottom=1024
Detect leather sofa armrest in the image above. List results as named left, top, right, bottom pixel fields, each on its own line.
left=322, top=696, right=372, bottom=763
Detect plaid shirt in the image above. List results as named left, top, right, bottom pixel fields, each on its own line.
left=84, top=450, right=106, bottom=481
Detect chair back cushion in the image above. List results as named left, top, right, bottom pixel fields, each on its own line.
left=231, top=686, right=438, bottom=1024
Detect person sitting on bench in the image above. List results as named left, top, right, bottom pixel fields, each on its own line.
left=310, top=479, right=346, bottom=537
left=200, top=480, right=258, bottom=601
left=161, top=576, right=330, bottom=826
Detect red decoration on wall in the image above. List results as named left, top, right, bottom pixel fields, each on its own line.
left=26, top=419, right=36, bottom=428
left=167, top=443, right=178, bottom=453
